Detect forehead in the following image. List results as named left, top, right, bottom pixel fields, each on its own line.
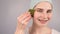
left=35, top=2, right=52, bottom=9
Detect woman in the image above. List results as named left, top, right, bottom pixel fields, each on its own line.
left=15, top=1, right=60, bottom=34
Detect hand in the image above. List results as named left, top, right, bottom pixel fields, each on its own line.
left=15, top=12, right=31, bottom=34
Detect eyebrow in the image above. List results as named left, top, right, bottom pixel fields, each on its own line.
left=36, top=8, right=43, bottom=10
left=36, top=8, right=52, bottom=11
left=35, top=8, right=43, bottom=11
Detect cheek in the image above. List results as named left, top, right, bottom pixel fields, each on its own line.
left=48, top=13, right=52, bottom=19
left=34, top=11, right=40, bottom=19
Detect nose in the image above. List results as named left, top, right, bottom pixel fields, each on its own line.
left=42, top=13, right=48, bottom=20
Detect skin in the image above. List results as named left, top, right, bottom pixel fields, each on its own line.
left=15, top=12, right=31, bottom=34
left=29, top=2, right=53, bottom=34
left=15, top=1, right=53, bottom=34
left=33, top=1, right=52, bottom=27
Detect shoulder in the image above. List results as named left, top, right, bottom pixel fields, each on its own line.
left=52, top=29, right=60, bottom=34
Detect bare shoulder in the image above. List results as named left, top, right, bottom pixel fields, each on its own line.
left=52, top=29, right=60, bottom=34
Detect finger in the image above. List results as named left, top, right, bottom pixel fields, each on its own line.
left=22, top=16, right=31, bottom=25
left=17, top=12, right=28, bottom=22
left=24, top=15, right=31, bottom=22
left=17, top=12, right=28, bottom=19
left=20, top=12, right=30, bottom=18
left=18, top=12, right=31, bottom=22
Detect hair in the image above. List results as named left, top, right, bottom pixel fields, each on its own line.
left=33, top=1, right=53, bottom=9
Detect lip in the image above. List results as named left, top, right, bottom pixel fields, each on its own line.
left=38, top=19, right=48, bottom=24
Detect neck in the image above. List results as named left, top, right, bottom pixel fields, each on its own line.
left=30, top=23, right=51, bottom=34
left=33, top=22, right=49, bottom=29
left=32, top=24, right=48, bottom=30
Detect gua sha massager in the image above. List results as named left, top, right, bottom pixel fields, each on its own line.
left=29, top=9, right=35, bottom=17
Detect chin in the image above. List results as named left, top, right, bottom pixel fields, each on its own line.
left=39, top=24, right=48, bottom=27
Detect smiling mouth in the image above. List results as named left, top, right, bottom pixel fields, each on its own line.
left=38, top=19, right=48, bottom=24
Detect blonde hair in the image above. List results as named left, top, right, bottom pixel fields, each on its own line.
left=33, top=1, right=53, bottom=9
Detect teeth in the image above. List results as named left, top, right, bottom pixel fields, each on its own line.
left=38, top=19, right=48, bottom=22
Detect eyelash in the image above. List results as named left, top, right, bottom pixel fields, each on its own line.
left=37, top=10, right=43, bottom=13
left=47, top=10, right=52, bottom=13
left=37, top=10, right=52, bottom=13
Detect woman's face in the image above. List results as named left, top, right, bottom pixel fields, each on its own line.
left=33, top=2, right=53, bottom=27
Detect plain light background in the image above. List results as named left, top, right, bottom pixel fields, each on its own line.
left=0, top=0, right=60, bottom=34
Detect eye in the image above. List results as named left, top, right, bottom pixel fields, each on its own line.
left=37, top=9, right=43, bottom=13
left=47, top=10, right=52, bottom=13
